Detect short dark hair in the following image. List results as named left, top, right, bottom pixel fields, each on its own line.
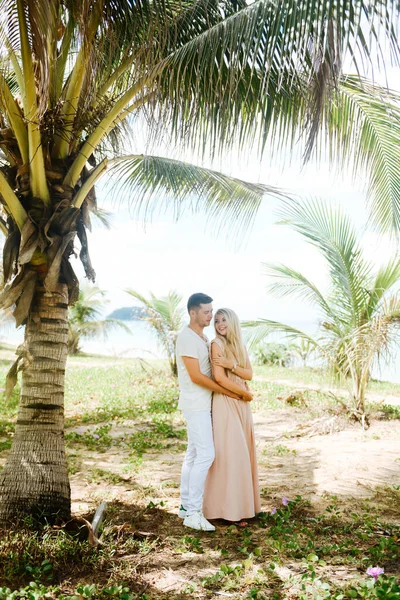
left=187, top=293, right=213, bottom=313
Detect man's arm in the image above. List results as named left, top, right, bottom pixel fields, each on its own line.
left=182, top=356, right=252, bottom=401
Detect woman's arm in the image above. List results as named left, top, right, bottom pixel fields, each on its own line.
left=212, top=347, right=253, bottom=381
left=211, top=343, right=253, bottom=401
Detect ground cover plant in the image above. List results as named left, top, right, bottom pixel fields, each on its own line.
left=0, top=348, right=399, bottom=598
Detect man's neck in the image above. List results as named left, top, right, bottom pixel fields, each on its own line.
left=188, top=321, right=205, bottom=337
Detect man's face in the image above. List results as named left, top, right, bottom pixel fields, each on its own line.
left=191, top=303, right=213, bottom=328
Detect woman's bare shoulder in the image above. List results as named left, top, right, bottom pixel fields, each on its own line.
left=211, top=337, right=224, bottom=349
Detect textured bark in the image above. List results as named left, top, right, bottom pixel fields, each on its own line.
left=0, top=283, right=71, bottom=523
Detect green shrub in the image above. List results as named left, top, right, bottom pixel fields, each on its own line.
left=252, top=342, right=293, bottom=367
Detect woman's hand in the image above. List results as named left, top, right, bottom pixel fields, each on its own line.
left=241, top=389, right=253, bottom=402
left=212, top=354, right=234, bottom=370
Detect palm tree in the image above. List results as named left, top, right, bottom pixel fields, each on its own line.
left=289, top=339, right=315, bottom=368
left=0, top=1, right=399, bottom=522
left=244, top=199, right=400, bottom=425
left=126, top=289, right=185, bottom=376
left=68, top=284, right=129, bottom=355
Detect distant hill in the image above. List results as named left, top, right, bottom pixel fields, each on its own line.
left=107, top=306, right=148, bottom=321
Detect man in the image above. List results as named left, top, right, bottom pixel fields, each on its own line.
left=176, top=292, right=253, bottom=531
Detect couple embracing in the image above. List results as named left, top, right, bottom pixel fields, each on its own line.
left=176, top=293, right=260, bottom=531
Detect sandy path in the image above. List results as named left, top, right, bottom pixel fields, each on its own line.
left=254, top=412, right=400, bottom=501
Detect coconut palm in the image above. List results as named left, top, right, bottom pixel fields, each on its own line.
left=0, top=0, right=399, bottom=522
left=126, top=289, right=185, bottom=376
left=289, top=339, right=315, bottom=368
left=68, top=284, right=129, bottom=355
left=244, top=199, right=400, bottom=425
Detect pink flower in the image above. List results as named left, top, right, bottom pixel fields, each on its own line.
left=0, top=388, right=5, bottom=393
left=282, top=496, right=289, bottom=506
left=110, top=384, right=115, bottom=389
left=87, top=375, right=91, bottom=380
left=93, top=434, right=100, bottom=439
left=366, top=567, right=384, bottom=581
left=270, top=507, right=277, bottom=515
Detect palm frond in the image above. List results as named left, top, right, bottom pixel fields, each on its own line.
left=69, top=284, right=107, bottom=324
left=150, top=290, right=185, bottom=332
left=106, top=154, right=285, bottom=234
left=364, top=256, right=400, bottom=318
left=277, top=198, right=372, bottom=325
left=153, top=1, right=400, bottom=151
left=0, top=72, right=29, bottom=163
left=126, top=288, right=185, bottom=331
left=77, top=318, right=131, bottom=339
left=68, top=282, right=130, bottom=353
left=62, top=0, right=400, bottom=200
left=339, top=302, right=400, bottom=387
left=263, top=262, right=336, bottom=321
left=125, top=288, right=184, bottom=375
left=242, top=318, right=319, bottom=351
left=325, top=76, right=400, bottom=233
left=90, top=207, right=112, bottom=230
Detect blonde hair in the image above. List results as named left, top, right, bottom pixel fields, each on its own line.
left=214, top=308, right=247, bottom=367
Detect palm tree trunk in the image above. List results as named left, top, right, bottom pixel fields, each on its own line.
left=0, top=283, right=71, bottom=523
left=171, top=356, right=178, bottom=377
left=353, top=368, right=367, bottom=414
left=355, top=390, right=366, bottom=417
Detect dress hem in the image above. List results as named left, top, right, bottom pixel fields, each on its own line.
left=204, top=511, right=258, bottom=521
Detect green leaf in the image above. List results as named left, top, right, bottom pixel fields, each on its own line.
left=306, top=553, right=319, bottom=562
left=107, top=154, right=286, bottom=236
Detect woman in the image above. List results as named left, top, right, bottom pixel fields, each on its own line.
left=203, top=308, right=261, bottom=525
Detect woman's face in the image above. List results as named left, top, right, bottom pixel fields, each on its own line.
left=215, top=313, right=228, bottom=337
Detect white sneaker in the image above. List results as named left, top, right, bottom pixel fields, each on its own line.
left=178, top=505, right=188, bottom=519
left=183, top=511, right=215, bottom=532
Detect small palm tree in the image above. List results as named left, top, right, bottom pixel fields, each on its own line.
left=244, top=200, right=400, bottom=424
left=126, top=290, right=185, bottom=376
left=290, top=339, right=315, bottom=368
left=68, top=284, right=129, bottom=355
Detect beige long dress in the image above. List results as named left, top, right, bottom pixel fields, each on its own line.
left=203, top=338, right=261, bottom=521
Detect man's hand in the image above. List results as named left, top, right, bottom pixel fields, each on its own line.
left=241, top=389, right=253, bottom=402
left=226, top=391, right=242, bottom=400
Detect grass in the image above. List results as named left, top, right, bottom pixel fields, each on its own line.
left=0, top=497, right=398, bottom=598
left=253, top=363, right=400, bottom=395
left=0, top=353, right=399, bottom=598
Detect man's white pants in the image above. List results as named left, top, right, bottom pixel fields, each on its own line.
left=181, top=409, right=215, bottom=515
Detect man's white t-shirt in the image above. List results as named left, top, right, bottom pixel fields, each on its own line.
left=176, top=326, right=212, bottom=412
